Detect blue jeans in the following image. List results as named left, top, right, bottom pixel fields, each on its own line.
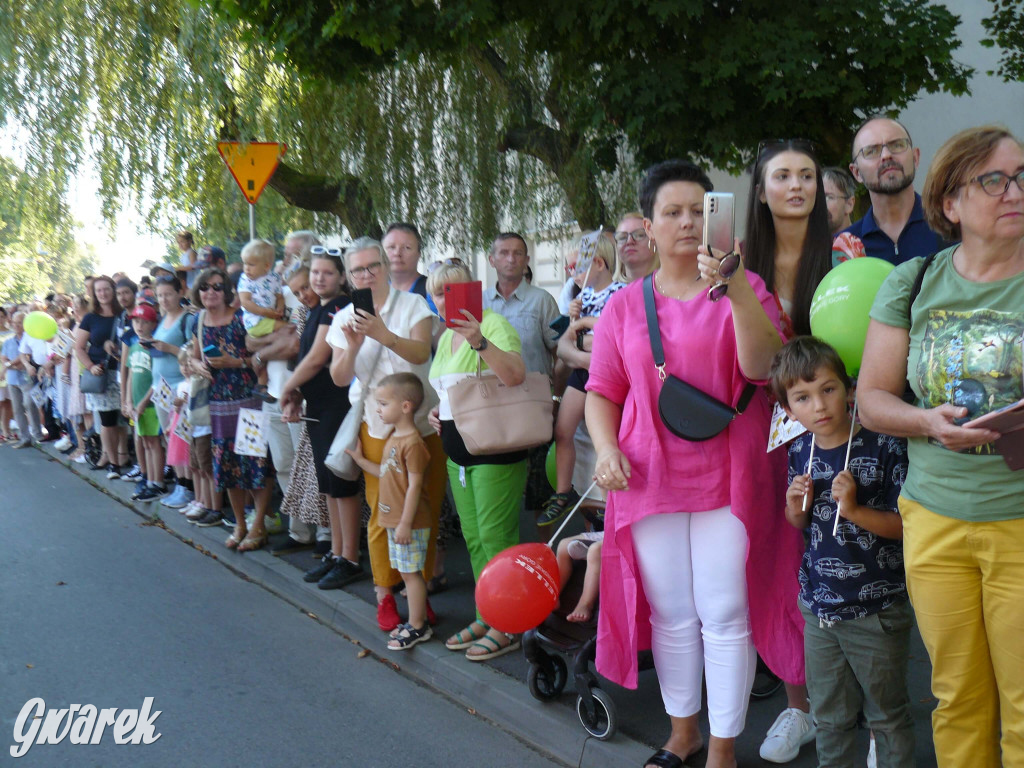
left=802, top=599, right=915, bottom=767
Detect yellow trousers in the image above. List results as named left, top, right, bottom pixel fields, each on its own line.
left=900, top=497, right=1024, bottom=768
left=360, top=422, right=448, bottom=589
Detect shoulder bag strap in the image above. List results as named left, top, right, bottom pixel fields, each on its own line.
left=907, top=251, right=937, bottom=326
left=643, top=273, right=756, bottom=413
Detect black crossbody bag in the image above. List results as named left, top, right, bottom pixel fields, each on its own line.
left=643, top=274, right=755, bottom=441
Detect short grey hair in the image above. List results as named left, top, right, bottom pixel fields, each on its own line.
left=822, top=167, right=856, bottom=199
left=344, top=237, right=390, bottom=279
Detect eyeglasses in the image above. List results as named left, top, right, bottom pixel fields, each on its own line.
left=310, top=246, right=343, bottom=256
left=757, top=138, right=819, bottom=161
left=707, top=252, right=742, bottom=302
left=349, top=261, right=384, bottom=279
left=967, top=170, right=1024, bottom=197
left=614, top=229, right=648, bottom=245
left=198, top=282, right=225, bottom=292
left=853, top=138, right=911, bottom=161
left=825, top=194, right=853, bottom=203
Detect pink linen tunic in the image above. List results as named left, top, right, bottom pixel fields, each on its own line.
left=586, top=272, right=805, bottom=688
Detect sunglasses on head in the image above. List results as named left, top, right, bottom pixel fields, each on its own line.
left=756, top=138, right=819, bottom=161
left=310, top=246, right=344, bottom=257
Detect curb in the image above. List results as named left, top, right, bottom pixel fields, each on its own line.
left=41, top=444, right=652, bottom=768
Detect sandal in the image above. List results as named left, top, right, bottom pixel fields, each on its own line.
left=254, top=386, right=277, bottom=404
left=644, top=749, right=684, bottom=768
left=536, top=488, right=581, bottom=528
left=225, top=527, right=247, bottom=550
left=426, top=573, right=449, bottom=595
left=387, top=622, right=433, bottom=651
left=466, top=630, right=520, bottom=662
left=237, top=529, right=268, bottom=552
left=445, top=620, right=488, bottom=651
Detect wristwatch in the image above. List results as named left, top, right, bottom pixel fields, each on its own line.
left=471, top=338, right=489, bottom=352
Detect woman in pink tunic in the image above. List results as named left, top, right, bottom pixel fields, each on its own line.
left=586, top=160, right=804, bottom=768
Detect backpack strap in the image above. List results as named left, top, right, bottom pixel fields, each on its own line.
left=907, top=252, right=937, bottom=326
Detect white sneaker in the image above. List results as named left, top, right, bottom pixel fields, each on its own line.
left=866, top=732, right=877, bottom=768
left=759, top=707, right=816, bottom=763
left=180, top=500, right=200, bottom=515
left=54, top=436, right=72, bottom=451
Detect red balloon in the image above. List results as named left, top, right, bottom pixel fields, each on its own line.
left=476, top=543, right=560, bottom=634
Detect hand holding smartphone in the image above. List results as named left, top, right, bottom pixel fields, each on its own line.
left=703, top=192, right=735, bottom=255
left=444, top=281, right=483, bottom=329
left=350, top=288, right=375, bottom=317
left=202, top=344, right=222, bottom=358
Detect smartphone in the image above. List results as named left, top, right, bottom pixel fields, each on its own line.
left=549, top=315, right=570, bottom=339
left=202, top=344, right=221, bottom=358
left=351, top=288, right=375, bottom=317
left=140, top=340, right=154, bottom=349
left=444, top=281, right=483, bottom=329
left=703, top=192, right=735, bottom=255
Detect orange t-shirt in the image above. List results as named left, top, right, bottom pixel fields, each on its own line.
left=377, top=431, right=432, bottom=529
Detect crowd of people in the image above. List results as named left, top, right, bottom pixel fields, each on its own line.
left=1, top=118, right=1022, bottom=768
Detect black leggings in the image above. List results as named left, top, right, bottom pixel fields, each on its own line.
left=98, top=409, right=120, bottom=428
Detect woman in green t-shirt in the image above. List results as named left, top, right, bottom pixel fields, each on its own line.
left=426, top=262, right=529, bottom=662
left=859, top=126, right=1024, bottom=768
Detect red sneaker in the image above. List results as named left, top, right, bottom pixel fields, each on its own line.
left=426, top=598, right=437, bottom=626
left=377, top=593, right=401, bottom=632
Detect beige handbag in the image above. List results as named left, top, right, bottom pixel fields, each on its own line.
left=448, top=357, right=553, bottom=455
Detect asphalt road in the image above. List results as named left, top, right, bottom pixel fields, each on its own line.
left=0, top=447, right=562, bottom=768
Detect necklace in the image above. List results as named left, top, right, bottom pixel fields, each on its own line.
left=655, top=271, right=701, bottom=302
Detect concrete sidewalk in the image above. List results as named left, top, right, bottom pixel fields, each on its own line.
left=33, top=442, right=938, bottom=767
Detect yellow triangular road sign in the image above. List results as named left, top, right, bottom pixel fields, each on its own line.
left=217, top=141, right=287, bottom=204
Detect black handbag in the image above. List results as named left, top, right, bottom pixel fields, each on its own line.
left=643, top=274, right=755, bottom=441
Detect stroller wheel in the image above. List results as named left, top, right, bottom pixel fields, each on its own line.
left=750, top=654, right=783, bottom=699
left=527, top=655, right=567, bottom=701
left=576, top=687, right=616, bottom=740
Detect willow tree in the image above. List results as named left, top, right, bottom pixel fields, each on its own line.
left=2, top=0, right=973, bottom=255
left=0, top=157, right=95, bottom=299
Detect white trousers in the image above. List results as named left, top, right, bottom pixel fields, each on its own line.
left=632, top=507, right=755, bottom=738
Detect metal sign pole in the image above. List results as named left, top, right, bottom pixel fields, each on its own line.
left=249, top=203, right=256, bottom=240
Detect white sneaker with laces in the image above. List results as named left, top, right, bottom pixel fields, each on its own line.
left=759, top=707, right=816, bottom=763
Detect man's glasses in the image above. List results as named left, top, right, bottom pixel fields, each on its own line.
left=349, top=261, right=384, bottom=278
left=310, top=246, right=343, bottom=256
left=853, top=138, right=911, bottom=161
left=198, top=282, right=225, bottom=292
left=968, top=170, right=1024, bottom=197
left=614, top=229, right=648, bottom=245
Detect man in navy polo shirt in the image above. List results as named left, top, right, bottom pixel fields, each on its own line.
left=844, top=116, right=947, bottom=265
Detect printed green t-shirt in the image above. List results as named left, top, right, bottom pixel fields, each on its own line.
left=128, top=342, right=154, bottom=409
left=870, top=246, right=1024, bottom=521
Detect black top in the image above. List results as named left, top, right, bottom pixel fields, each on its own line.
left=78, top=313, right=117, bottom=366
left=299, top=296, right=351, bottom=407
left=440, top=420, right=528, bottom=467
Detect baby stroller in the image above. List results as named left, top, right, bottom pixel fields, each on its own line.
left=524, top=503, right=782, bottom=741
left=523, top=553, right=630, bottom=740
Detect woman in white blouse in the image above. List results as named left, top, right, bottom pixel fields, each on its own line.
left=327, top=237, right=449, bottom=631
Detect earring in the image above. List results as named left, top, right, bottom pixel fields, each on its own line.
left=650, top=240, right=657, bottom=257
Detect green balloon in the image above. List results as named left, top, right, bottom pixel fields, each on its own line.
left=24, top=310, right=58, bottom=341
left=546, top=442, right=557, bottom=490
left=809, top=257, right=894, bottom=377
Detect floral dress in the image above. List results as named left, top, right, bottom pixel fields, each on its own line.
left=204, top=309, right=270, bottom=490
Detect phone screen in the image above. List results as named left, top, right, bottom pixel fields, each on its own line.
left=351, top=288, right=375, bottom=317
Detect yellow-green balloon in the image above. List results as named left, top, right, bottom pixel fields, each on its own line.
left=546, top=442, right=557, bottom=490
left=24, top=310, right=58, bottom=341
left=809, top=257, right=894, bottom=377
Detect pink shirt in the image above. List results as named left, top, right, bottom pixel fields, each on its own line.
left=586, top=273, right=805, bottom=688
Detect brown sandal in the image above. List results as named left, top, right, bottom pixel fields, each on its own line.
left=237, top=529, right=268, bottom=552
